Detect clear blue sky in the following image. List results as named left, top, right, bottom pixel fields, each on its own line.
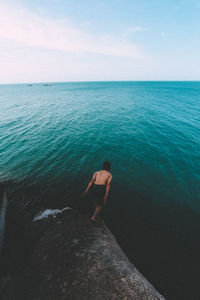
left=0, top=0, right=200, bottom=83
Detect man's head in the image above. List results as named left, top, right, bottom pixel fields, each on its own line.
left=102, top=160, right=111, bottom=171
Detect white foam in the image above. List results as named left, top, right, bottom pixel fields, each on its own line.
left=33, top=207, right=71, bottom=222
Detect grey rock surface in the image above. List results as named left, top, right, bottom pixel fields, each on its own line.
left=2, top=209, right=165, bottom=300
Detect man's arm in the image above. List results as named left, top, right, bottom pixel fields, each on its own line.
left=104, top=175, right=112, bottom=204
left=82, top=172, right=97, bottom=196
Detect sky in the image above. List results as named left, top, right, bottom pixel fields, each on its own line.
left=0, top=0, right=200, bottom=83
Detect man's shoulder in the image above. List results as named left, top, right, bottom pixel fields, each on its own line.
left=106, top=171, right=112, bottom=177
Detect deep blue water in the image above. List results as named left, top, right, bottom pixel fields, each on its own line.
left=0, top=81, right=200, bottom=299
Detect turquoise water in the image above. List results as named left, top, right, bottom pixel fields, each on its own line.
left=0, top=81, right=200, bottom=299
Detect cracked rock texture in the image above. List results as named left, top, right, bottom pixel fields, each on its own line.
left=2, top=209, right=165, bottom=300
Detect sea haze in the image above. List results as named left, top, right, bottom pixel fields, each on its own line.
left=0, top=81, right=200, bottom=299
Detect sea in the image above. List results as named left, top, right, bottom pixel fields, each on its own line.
left=0, top=81, right=200, bottom=300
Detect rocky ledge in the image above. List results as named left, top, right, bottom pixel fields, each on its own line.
left=2, top=208, right=165, bottom=300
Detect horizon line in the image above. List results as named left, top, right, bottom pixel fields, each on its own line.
left=1, top=80, right=200, bottom=85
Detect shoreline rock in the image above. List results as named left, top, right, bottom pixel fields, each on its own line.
left=2, top=209, right=165, bottom=299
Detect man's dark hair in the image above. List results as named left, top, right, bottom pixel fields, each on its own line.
left=102, top=161, right=111, bottom=171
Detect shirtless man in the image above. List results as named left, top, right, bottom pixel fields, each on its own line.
left=82, top=161, right=112, bottom=222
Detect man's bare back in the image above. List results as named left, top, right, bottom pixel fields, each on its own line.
left=93, top=170, right=112, bottom=186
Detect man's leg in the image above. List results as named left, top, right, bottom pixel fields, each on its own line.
left=91, top=204, right=103, bottom=221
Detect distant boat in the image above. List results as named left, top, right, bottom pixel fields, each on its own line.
left=27, top=84, right=32, bottom=86
left=43, top=84, right=52, bottom=86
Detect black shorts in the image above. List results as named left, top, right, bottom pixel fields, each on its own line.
left=93, top=184, right=106, bottom=206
